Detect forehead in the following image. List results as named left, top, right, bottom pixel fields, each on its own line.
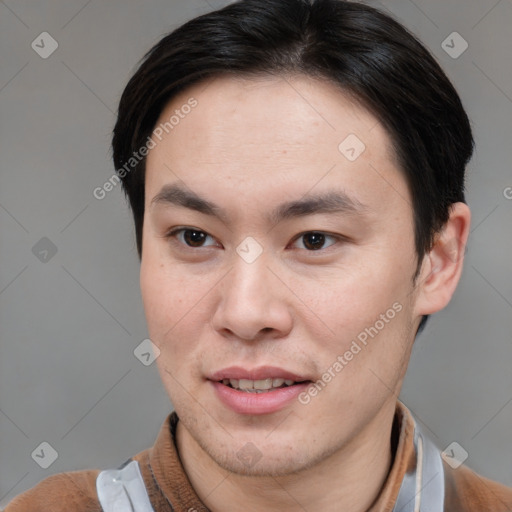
left=145, top=74, right=408, bottom=219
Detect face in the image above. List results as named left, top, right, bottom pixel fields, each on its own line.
left=141, top=74, right=422, bottom=476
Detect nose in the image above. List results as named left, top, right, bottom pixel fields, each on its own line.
left=211, top=256, right=293, bottom=342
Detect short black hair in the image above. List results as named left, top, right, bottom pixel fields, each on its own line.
left=112, top=0, right=474, bottom=334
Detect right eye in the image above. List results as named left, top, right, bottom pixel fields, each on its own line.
left=165, top=227, right=220, bottom=248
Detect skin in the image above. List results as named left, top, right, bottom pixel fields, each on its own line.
left=140, top=74, right=470, bottom=511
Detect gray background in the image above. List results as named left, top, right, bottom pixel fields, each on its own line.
left=1, top=0, right=511, bottom=506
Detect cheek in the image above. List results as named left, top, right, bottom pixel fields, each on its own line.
left=288, top=262, right=414, bottom=396
left=140, top=255, right=210, bottom=355
left=291, top=261, right=407, bottom=335
left=141, top=259, right=216, bottom=406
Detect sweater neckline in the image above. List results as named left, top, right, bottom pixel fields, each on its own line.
left=148, top=400, right=414, bottom=511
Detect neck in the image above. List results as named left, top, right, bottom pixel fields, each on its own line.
left=176, top=401, right=397, bottom=512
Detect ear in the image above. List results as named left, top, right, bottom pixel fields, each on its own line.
left=414, top=202, right=471, bottom=317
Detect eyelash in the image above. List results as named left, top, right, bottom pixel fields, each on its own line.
left=164, top=227, right=343, bottom=252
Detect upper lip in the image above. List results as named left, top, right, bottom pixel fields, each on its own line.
left=209, top=366, right=312, bottom=382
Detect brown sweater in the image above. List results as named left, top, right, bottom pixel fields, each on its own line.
left=4, top=401, right=512, bottom=511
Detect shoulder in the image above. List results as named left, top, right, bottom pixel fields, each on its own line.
left=4, top=448, right=153, bottom=512
left=444, top=460, right=512, bottom=511
left=4, top=469, right=102, bottom=512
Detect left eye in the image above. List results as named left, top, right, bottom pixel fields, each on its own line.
left=291, top=232, right=337, bottom=251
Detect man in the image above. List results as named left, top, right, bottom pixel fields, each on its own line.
left=5, top=0, right=512, bottom=510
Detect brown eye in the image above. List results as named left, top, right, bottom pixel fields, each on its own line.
left=167, top=228, right=218, bottom=248
left=293, top=231, right=344, bottom=252
left=183, top=229, right=208, bottom=247
left=302, top=232, right=326, bottom=250
left=291, top=231, right=338, bottom=251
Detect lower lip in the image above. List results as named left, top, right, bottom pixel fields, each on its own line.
left=210, top=380, right=310, bottom=415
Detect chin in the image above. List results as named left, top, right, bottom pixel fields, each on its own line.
left=196, top=430, right=334, bottom=478
left=212, top=449, right=313, bottom=478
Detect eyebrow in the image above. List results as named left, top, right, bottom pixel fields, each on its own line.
left=150, top=183, right=367, bottom=225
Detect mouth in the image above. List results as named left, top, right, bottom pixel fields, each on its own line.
left=219, top=377, right=309, bottom=393
left=208, top=366, right=313, bottom=414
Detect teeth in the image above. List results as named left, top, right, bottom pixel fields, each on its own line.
left=237, top=379, right=252, bottom=390
left=223, top=378, right=297, bottom=391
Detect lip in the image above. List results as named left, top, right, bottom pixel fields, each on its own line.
left=208, top=366, right=313, bottom=415
left=210, top=380, right=311, bottom=415
left=209, top=366, right=310, bottom=382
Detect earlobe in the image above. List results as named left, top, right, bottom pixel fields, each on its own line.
left=414, top=202, right=471, bottom=317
